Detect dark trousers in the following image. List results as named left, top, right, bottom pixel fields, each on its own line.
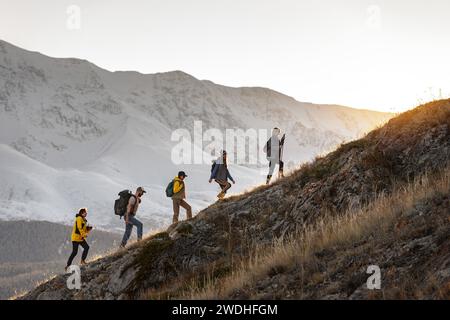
left=268, top=160, right=284, bottom=176
left=66, top=240, right=89, bottom=267
left=216, top=180, right=232, bottom=194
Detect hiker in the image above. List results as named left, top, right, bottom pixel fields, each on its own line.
left=171, top=171, right=192, bottom=224
left=264, top=127, right=286, bottom=184
left=120, top=187, right=146, bottom=248
left=66, top=208, right=92, bottom=271
left=209, top=150, right=235, bottom=199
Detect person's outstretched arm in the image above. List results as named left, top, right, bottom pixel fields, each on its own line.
left=227, top=170, right=235, bottom=184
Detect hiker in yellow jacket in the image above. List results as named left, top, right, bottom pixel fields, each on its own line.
left=171, top=171, right=192, bottom=224
left=66, top=208, right=92, bottom=271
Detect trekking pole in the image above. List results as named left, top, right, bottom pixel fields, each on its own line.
left=280, top=133, right=286, bottom=162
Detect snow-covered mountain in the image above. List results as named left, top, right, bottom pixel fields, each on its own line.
left=0, top=40, right=392, bottom=233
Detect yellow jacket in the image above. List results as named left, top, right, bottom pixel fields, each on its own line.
left=172, top=177, right=186, bottom=199
left=71, top=215, right=89, bottom=242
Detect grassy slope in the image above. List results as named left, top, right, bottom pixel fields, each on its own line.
left=181, top=166, right=450, bottom=299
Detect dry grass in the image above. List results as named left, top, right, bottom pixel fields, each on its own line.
left=8, top=289, right=30, bottom=301
left=8, top=274, right=59, bottom=300
left=180, top=165, right=450, bottom=299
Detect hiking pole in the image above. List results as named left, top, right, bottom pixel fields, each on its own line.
left=280, top=133, right=286, bottom=163
left=279, top=133, right=286, bottom=179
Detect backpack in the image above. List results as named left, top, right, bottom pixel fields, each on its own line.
left=114, top=190, right=135, bottom=218
left=264, top=139, right=271, bottom=157
left=165, top=180, right=175, bottom=197
left=265, top=134, right=286, bottom=158
left=211, top=160, right=217, bottom=173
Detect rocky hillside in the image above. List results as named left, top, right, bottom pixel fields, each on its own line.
left=21, top=100, right=449, bottom=300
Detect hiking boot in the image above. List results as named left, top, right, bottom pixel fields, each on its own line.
left=278, top=170, right=284, bottom=179
left=80, top=260, right=87, bottom=266
left=64, top=266, right=69, bottom=272
left=217, top=191, right=225, bottom=199
left=266, top=175, right=272, bottom=184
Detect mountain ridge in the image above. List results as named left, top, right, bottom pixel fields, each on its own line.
left=0, top=39, right=392, bottom=232
left=0, top=39, right=395, bottom=114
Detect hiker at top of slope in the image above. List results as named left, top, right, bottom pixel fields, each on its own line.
left=209, top=150, right=235, bottom=200
left=263, top=127, right=286, bottom=184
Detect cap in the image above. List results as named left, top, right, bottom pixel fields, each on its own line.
left=137, top=186, right=147, bottom=194
left=178, top=171, right=188, bottom=178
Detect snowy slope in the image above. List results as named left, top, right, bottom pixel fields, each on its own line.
left=0, top=40, right=392, bottom=233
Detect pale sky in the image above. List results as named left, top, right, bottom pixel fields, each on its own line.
left=1, top=0, right=449, bottom=112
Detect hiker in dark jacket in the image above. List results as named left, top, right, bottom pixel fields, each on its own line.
left=263, top=127, right=285, bottom=184
left=171, top=171, right=192, bottom=224
left=209, top=150, right=235, bottom=199
left=120, top=187, right=146, bottom=248
left=66, top=208, right=92, bottom=271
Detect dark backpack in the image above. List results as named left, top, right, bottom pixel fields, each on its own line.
left=165, top=180, right=175, bottom=197
left=114, top=190, right=135, bottom=218
left=265, top=134, right=286, bottom=158
left=264, top=139, right=272, bottom=157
